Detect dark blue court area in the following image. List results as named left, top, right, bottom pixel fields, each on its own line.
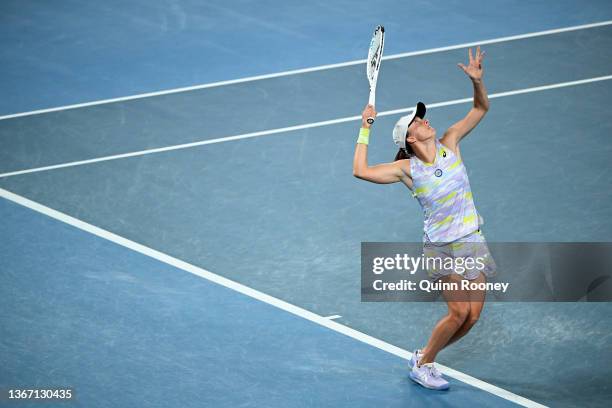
left=2, top=1, right=612, bottom=407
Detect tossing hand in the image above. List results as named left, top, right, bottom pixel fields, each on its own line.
left=458, top=46, right=485, bottom=81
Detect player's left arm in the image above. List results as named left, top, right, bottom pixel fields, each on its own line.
left=441, top=46, right=489, bottom=151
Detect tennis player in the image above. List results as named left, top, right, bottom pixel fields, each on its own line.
left=352, top=46, right=496, bottom=390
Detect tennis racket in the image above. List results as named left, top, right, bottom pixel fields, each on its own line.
left=366, top=25, right=385, bottom=124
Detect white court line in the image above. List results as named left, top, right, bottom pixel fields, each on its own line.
left=0, top=187, right=547, bottom=407
left=0, top=20, right=610, bottom=121
left=1, top=74, right=611, bottom=179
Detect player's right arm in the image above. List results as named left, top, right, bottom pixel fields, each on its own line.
left=352, top=105, right=409, bottom=184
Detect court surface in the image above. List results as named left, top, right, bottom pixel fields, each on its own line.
left=2, top=2, right=612, bottom=407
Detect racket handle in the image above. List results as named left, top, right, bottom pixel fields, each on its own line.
left=367, top=90, right=376, bottom=124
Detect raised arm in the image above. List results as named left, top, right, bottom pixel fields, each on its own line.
left=353, top=104, right=407, bottom=184
left=442, top=46, right=489, bottom=151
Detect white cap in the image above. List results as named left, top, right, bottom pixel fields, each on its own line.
left=392, top=102, right=426, bottom=149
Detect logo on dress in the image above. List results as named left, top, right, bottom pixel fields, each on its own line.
left=435, top=169, right=443, bottom=177
left=442, top=150, right=447, bottom=158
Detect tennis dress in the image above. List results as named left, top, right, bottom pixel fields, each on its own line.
left=409, top=139, right=496, bottom=281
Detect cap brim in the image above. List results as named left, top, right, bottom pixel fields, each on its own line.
left=409, top=102, right=426, bottom=127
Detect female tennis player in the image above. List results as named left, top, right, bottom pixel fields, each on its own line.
left=353, top=46, right=495, bottom=390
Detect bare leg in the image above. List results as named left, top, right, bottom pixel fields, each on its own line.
left=419, top=274, right=470, bottom=365
left=443, top=273, right=486, bottom=348
left=433, top=272, right=486, bottom=350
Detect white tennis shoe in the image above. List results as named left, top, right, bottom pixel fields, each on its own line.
left=409, top=362, right=450, bottom=390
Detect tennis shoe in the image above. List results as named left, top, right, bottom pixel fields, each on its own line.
left=409, top=363, right=449, bottom=390
left=408, top=349, right=423, bottom=368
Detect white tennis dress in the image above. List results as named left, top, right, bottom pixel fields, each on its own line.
left=409, top=139, right=496, bottom=281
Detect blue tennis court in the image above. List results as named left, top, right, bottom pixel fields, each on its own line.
left=2, top=1, right=612, bottom=407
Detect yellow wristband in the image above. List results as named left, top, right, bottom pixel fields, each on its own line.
left=357, top=127, right=370, bottom=145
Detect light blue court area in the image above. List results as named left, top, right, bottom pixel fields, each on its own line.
left=2, top=24, right=612, bottom=175
left=2, top=0, right=612, bottom=115
left=0, top=197, right=521, bottom=407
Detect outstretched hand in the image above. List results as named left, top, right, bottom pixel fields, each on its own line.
left=458, top=46, right=485, bottom=81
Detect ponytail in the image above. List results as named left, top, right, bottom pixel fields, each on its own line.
left=394, top=145, right=414, bottom=161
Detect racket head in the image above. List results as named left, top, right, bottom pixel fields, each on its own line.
left=367, top=25, right=385, bottom=87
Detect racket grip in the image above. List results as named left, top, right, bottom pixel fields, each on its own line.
left=367, top=91, right=376, bottom=124
left=368, top=90, right=376, bottom=107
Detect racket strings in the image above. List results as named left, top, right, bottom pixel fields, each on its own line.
left=367, top=27, right=384, bottom=81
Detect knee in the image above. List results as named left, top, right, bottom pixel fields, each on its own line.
left=465, top=312, right=480, bottom=329
left=448, top=306, right=470, bottom=326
